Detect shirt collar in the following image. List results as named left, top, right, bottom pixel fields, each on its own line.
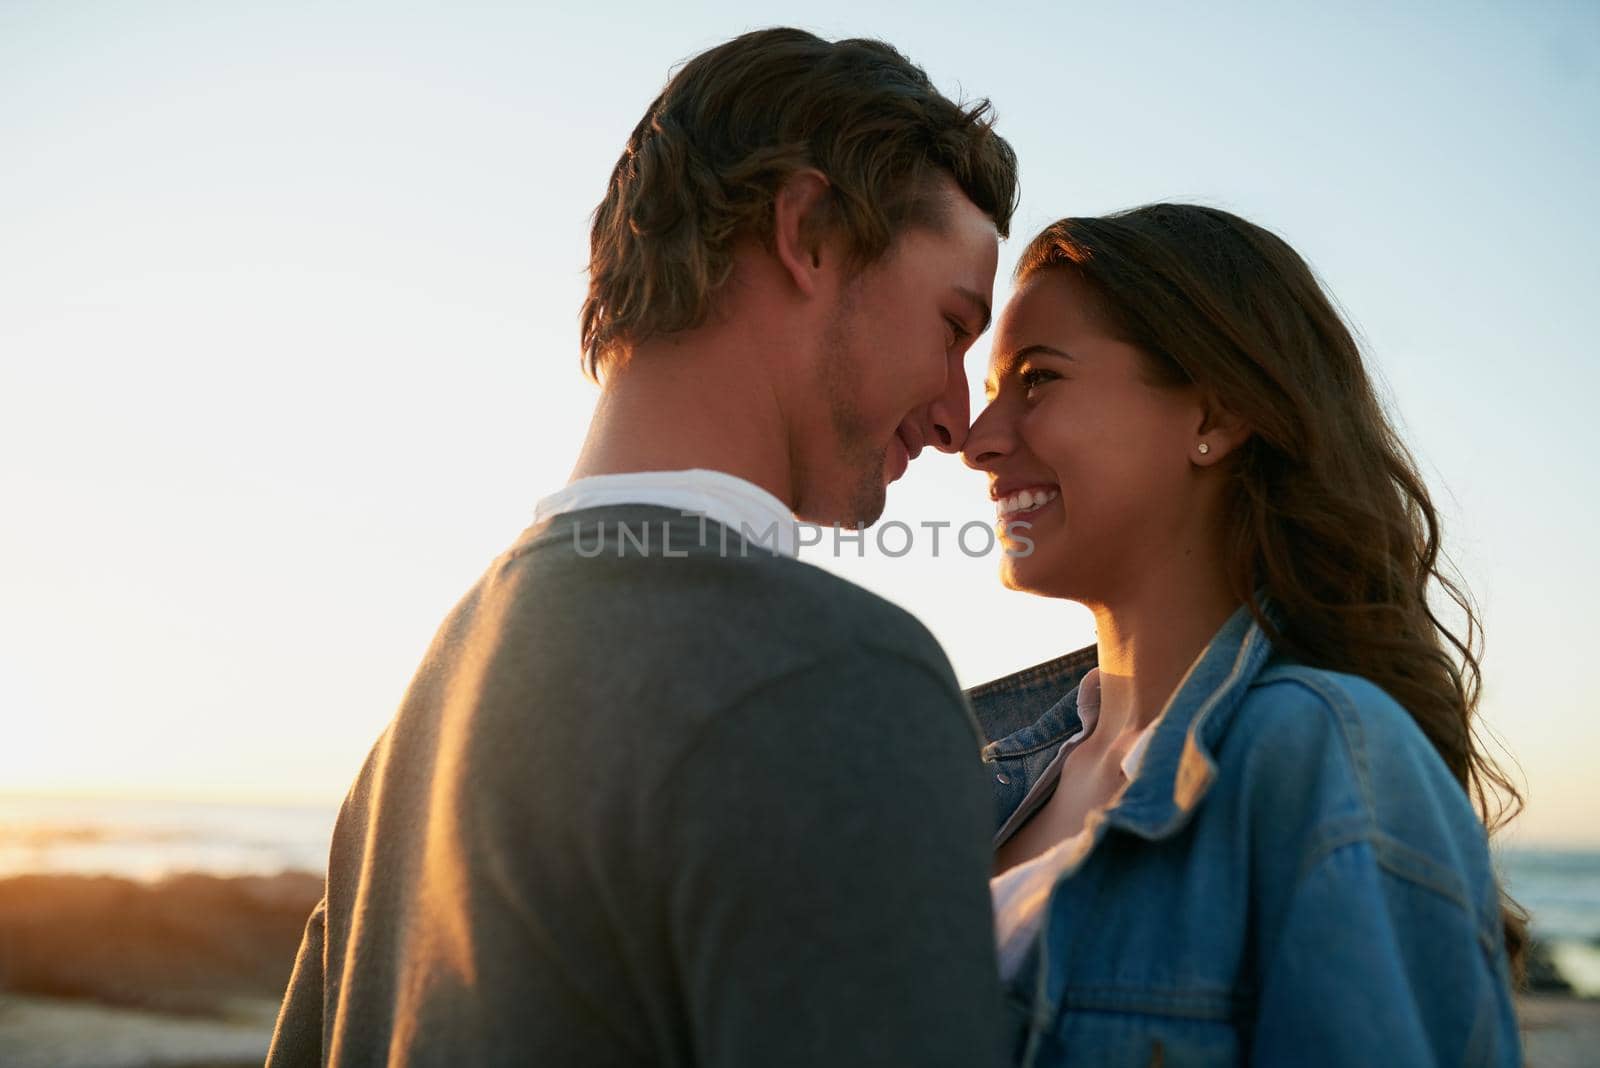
left=532, top=468, right=800, bottom=558
left=1055, top=667, right=1160, bottom=782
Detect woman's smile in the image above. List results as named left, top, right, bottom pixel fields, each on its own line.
left=993, top=483, right=1060, bottom=521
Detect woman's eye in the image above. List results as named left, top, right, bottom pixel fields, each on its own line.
left=1020, top=367, right=1059, bottom=392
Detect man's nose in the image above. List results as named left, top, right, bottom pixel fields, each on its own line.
left=926, top=362, right=971, bottom=454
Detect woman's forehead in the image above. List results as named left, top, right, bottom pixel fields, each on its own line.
left=994, top=272, right=1110, bottom=350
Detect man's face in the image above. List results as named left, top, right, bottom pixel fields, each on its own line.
left=797, top=184, right=999, bottom=526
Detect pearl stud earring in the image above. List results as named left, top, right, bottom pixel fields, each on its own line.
left=1197, top=442, right=1211, bottom=455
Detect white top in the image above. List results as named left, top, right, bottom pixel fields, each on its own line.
left=989, top=667, right=1161, bottom=980
left=531, top=468, right=801, bottom=558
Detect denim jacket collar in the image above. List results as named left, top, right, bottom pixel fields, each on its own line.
left=1100, top=606, right=1275, bottom=840
left=970, top=602, right=1278, bottom=843
left=971, top=646, right=1099, bottom=762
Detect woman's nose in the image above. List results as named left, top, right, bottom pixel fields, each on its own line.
left=962, top=399, right=1012, bottom=470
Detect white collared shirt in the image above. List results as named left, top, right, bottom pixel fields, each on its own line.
left=532, top=468, right=801, bottom=558
left=989, top=667, right=1161, bottom=980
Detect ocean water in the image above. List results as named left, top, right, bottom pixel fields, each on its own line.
left=1501, top=849, right=1600, bottom=996
left=1, top=795, right=1597, bottom=993
left=0, top=795, right=337, bottom=881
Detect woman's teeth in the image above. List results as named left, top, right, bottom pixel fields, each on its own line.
left=997, top=487, right=1059, bottom=518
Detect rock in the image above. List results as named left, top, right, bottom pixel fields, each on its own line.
left=1525, top=938, right=1576, bottom=995
left=0, top=870, right=322, bottom=1017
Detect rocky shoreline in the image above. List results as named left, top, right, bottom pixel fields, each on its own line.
left=0, top=870, right=321, bottom=1017
left=0, top=871, right=319, bottom=1067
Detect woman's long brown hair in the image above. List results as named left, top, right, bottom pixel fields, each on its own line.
left=1016, top=204, right=1526, bottom=976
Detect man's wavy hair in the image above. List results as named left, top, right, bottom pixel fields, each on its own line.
left=580, top=27, right=1019, bottom=381
left=1015, top=204, right=1529, bottom=979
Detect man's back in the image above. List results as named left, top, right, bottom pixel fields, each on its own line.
left=268, top=506, right=1006, bottom=1066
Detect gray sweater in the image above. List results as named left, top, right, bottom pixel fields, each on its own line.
left=267, top=505, right=1007, bottom=1067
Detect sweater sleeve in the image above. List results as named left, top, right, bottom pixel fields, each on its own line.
left=656, top=649, right=1008, bottom=1068
left=266, top=896, right=327, bottom=1067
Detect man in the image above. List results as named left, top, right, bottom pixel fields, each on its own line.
left=269, top=27, right=1019, bottom=1067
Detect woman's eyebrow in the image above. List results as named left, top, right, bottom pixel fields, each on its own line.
left=984, top=344, right=1075, bottom=400
left=1014, top=344, right=1074, bottom=362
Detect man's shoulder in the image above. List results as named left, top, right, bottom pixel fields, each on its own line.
left=406, top=512, right=979, bottom=830
left=742, top=551, right=949, bottom=666
left=406, top=512, right=969, bottom=780
left=495, top=506, right=955, bottom=678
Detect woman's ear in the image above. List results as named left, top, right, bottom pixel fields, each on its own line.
left=770, top=169, right=834, bottom=298
left=1192, top=395, right=1251, bottom=466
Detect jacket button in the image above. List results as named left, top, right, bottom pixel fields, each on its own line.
left=995, top=772, right=1011, bottom=785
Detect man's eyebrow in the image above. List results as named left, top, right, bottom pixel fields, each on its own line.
left=955, top=287, right=992, bottom=334
left=983, top=344, right=1075, bottom=400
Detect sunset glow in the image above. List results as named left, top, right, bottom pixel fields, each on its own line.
left=2, top=1, right=1597, bottom=852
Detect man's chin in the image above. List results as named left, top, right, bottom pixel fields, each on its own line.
left=836, top=492, right=886, bottom=529
left=834, top=467, right=889, bottom=529
left=793, top=451, right=889, bottom=528
left=793, top=489, right=885, bottom=530
left=885, top=435, right=911, bottom=484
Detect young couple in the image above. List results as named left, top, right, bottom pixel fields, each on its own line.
left=268, top=27, right=1523, bottom=1067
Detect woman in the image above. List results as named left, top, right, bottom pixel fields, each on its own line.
left=961, top=204, right=1523, bottom=1066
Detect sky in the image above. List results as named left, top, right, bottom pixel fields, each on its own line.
left=2, top=0, right=1596, bottom=845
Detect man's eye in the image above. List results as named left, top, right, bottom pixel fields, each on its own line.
left=945, top=318, right=970, bottom=348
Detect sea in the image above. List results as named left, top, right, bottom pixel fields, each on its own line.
left=2, top=794, right=1597, bottom=995
left=0, top=795, right=336, bottom=883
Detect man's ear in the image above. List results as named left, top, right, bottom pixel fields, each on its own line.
left=1192, top=395, right=1252, bottom=466
left=771, top=168, right=834, bottom=298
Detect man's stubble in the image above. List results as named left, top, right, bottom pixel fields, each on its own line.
left=816, top=281, right=890, bottom=528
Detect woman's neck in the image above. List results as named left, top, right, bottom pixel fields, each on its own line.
left=1088, top=568, right=1241, bottom=742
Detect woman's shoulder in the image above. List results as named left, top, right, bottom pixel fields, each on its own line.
left=1230, top=659, right=1444, bottom=766
left=1221, top=660, right=1497, bottom=911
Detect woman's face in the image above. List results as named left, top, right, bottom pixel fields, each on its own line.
left=964, top=268, right=1208, bottom=601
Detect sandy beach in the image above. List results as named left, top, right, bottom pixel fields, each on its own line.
left=0, top=993, right=278, bottom=1068
left=1520, top=995, right=1600, bottom=1068
left=4, top=991, right=1596, bottom=1067
left=1, top=870, right=1595, bottom=1066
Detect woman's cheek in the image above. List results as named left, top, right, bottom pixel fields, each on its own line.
left=1021, top=412, right=1076, bottom=473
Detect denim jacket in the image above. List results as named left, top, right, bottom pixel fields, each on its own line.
left=966, top=605, right=1521, bottom=1067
